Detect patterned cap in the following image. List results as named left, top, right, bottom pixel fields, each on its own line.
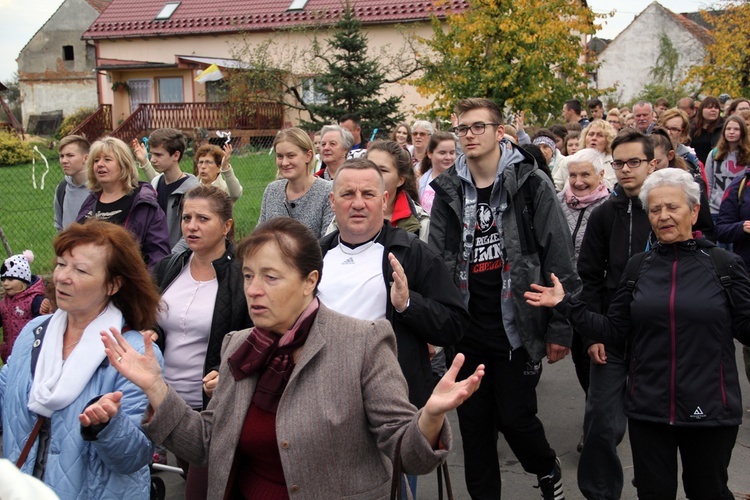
left=1, top=250, right=34, bottom=284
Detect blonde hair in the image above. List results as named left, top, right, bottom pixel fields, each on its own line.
left=580, top=119, right=616, bottom=154
left=86, top=137, right=139, bottom=194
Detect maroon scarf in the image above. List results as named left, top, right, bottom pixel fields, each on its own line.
left=228, top=299, right=319, bottom=413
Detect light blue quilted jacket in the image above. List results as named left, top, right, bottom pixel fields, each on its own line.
left=0, top=315, right=161, bottom=500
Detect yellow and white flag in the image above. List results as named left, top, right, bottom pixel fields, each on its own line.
left=195, top=64, right=224, bottom=83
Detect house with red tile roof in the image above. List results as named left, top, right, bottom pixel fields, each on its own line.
left=18, top=0, right=111, bottom=131
left=79, top=0, right=469, bottom=141
left=594, top=1, right=713, bottom=103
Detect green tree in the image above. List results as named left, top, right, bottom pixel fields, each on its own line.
left=688, top=2, right=750, bottom=97
left=0, top=73, right=22, bottom=125
left=415, top=0, right=604, bottom=120
left=301, top=2, right=404, bottom=134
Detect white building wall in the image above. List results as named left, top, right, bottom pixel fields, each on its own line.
left=596, top=2, right=706, bottom=103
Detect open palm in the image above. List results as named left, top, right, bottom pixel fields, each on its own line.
left=101, top=327, right=163, bottom=393
left=524, top=272, right=566, bottom=308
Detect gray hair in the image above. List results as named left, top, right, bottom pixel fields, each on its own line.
left=639, top=168, right=700, bottom=210
left=320, top=125, right=354, bottom=151
left=411, top=120, right=435, bottom=135
left=567, top=148, right=605, bottom=174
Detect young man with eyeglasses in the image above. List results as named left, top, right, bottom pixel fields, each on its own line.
left=575, top=129, right=655, bottom=499
left=429, top=98, right=581, bottom=500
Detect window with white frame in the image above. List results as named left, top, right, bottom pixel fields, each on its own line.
left=300, top=77, right=326, bottom=105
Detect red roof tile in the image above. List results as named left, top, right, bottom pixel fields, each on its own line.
left=84, top=0, right=112, bottom=14
left=83, top=0, right=468, bottom=39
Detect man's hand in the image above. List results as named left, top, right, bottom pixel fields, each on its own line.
left=388, top=252, right=410, bottom=313
left=546, top=343, right=569, bottom=363
left=588, top=343, right=607, bottom=365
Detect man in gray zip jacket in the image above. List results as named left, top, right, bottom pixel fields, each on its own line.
left=429, top=98, right=581, bottom=500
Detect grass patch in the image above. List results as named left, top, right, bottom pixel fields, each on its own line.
left=0, top=149, right=277, bottom=275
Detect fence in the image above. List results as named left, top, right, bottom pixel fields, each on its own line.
left=0, top=135, right=278, bottom=275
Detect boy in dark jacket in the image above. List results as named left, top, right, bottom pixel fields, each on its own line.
left=576, top=129, right=655, bottom=499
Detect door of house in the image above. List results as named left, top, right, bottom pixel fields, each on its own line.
left=128, top=79, right=152, bottom=114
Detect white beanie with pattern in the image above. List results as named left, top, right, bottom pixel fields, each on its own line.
left=1, top=250, right=34, bottom=284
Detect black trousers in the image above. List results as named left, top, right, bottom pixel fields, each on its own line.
left=628, top=418, right=737, bottom=500
left=456, top=346, right=557, bottom=500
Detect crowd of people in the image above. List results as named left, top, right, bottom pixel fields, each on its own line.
left=1, top=93, right=750, bottom=500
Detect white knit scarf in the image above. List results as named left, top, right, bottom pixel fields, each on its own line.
left=27, top=303, right=123, bottom=417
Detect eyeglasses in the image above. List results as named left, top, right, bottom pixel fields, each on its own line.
left=412, top=131, right=430, bottom=137
left=665, top=127, right=684, bottom=134
left=197, top=160, right=216, bottom=166
left=611, top=158, right=649, bottom=170
left=451, top=122, right=499, bottom=137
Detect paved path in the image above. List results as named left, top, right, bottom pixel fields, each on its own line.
left=156, top=342, right=750, bottom=499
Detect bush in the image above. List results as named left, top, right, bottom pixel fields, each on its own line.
left=0, top=132, right=33, bottom=165
left=56, top=107, right=96, bottom=139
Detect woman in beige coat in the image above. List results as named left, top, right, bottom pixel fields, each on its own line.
left=85, top=217, right=483, bottom=499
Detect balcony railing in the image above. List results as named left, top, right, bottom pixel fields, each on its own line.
left=70, top=104, right=112, bottom=142
left=110, top=102, right=283, bottom=141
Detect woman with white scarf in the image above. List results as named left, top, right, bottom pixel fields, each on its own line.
left=0, top=220, right=162, bottom=499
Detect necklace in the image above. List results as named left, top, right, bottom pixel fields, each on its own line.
left=63, top=340, right=80, bottom=352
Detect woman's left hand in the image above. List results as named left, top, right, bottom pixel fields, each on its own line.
left=220, top=143, right=233, bottom=172
left=424, top=353, right=484, bottom=417
left=79, top=391, right=123, bottom=427
left=419, top=353, right=484, bottom=447
left=524, top=273, right=566, bottom=308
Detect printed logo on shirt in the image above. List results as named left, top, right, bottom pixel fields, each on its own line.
left=690, top=406, right=706, bottom=419
left=341, top=257, right=355, bottom=265
left=471, top=203, right=504, bottom=274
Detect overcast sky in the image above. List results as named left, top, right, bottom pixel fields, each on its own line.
left=0, top=0, right=721, bottom=84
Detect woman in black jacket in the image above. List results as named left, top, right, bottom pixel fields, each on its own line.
left=151, top=184, right=251, bottom=497
left=525, top=168, right=750, bottom=500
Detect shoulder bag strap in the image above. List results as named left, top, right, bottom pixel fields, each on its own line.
left=15, top=415, right=46, bottom=469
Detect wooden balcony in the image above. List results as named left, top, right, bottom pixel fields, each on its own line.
left=110, top=102, right=283, bottom=144
left=71, top=104, right=112, bottom=142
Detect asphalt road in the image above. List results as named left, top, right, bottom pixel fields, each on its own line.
left=156, top=341, right=750, bottom=499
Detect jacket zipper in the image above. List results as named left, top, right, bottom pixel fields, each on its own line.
left=669, top=247, right=678, bottom=424
left=627, top=199, right=633, bottom=256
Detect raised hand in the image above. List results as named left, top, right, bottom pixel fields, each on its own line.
left=132, top=138, right=147, bottom=165
left=388, top=252, right=409, bottom=313
left=524, top=272, right=566, bottom=308
left=220, top=143, right=233, bottom=172
left=101, top=327, right=168, bottom=407
left=419, top=353, right=484, bottom=447
left=79, top=391, right=123, bottom=427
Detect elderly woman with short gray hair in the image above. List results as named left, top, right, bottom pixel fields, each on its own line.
left=526, top=167, right=750, bottom=499
left=316, top=125, right=354, bottom=180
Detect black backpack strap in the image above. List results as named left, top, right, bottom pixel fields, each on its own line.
left=515, top=172, right=543, bottom=257
left=708, top=246, right=735, bottom=309
left=55, top=180, right=66, bottom=206
left=30, top=317, right=53, bottom=375
left=624, top=252, right=649, bottom=293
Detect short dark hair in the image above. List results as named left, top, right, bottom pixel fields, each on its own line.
left=654, top=97, right=670, bottom=108
left=332, top=158, right=385, bottom=190
left=454, top=98, right=504, bottom=125
left=587, top=98, right=603, bottom=110
left=148, top=128, right=187, bottom=161
left=564, top=99, right=582, bottom=114
left=54, top=219, right=161, bottom=330
left=237, top=217, right=323, bottom=293
left=611, top=129, right=654, bottom=161
left=549, top=124, right=568, bottom=141
left=339, top=113, right=361, bottom=126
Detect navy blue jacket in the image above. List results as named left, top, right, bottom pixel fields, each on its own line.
left=715, top=172, right=750, bottom=267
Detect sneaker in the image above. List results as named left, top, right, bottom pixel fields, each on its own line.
left=536, top=457, right=564, bottom=500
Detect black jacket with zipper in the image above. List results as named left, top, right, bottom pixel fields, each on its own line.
left=559, top=238, right=750, bottom=427
left=576, top=184, right=652, bottom=356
